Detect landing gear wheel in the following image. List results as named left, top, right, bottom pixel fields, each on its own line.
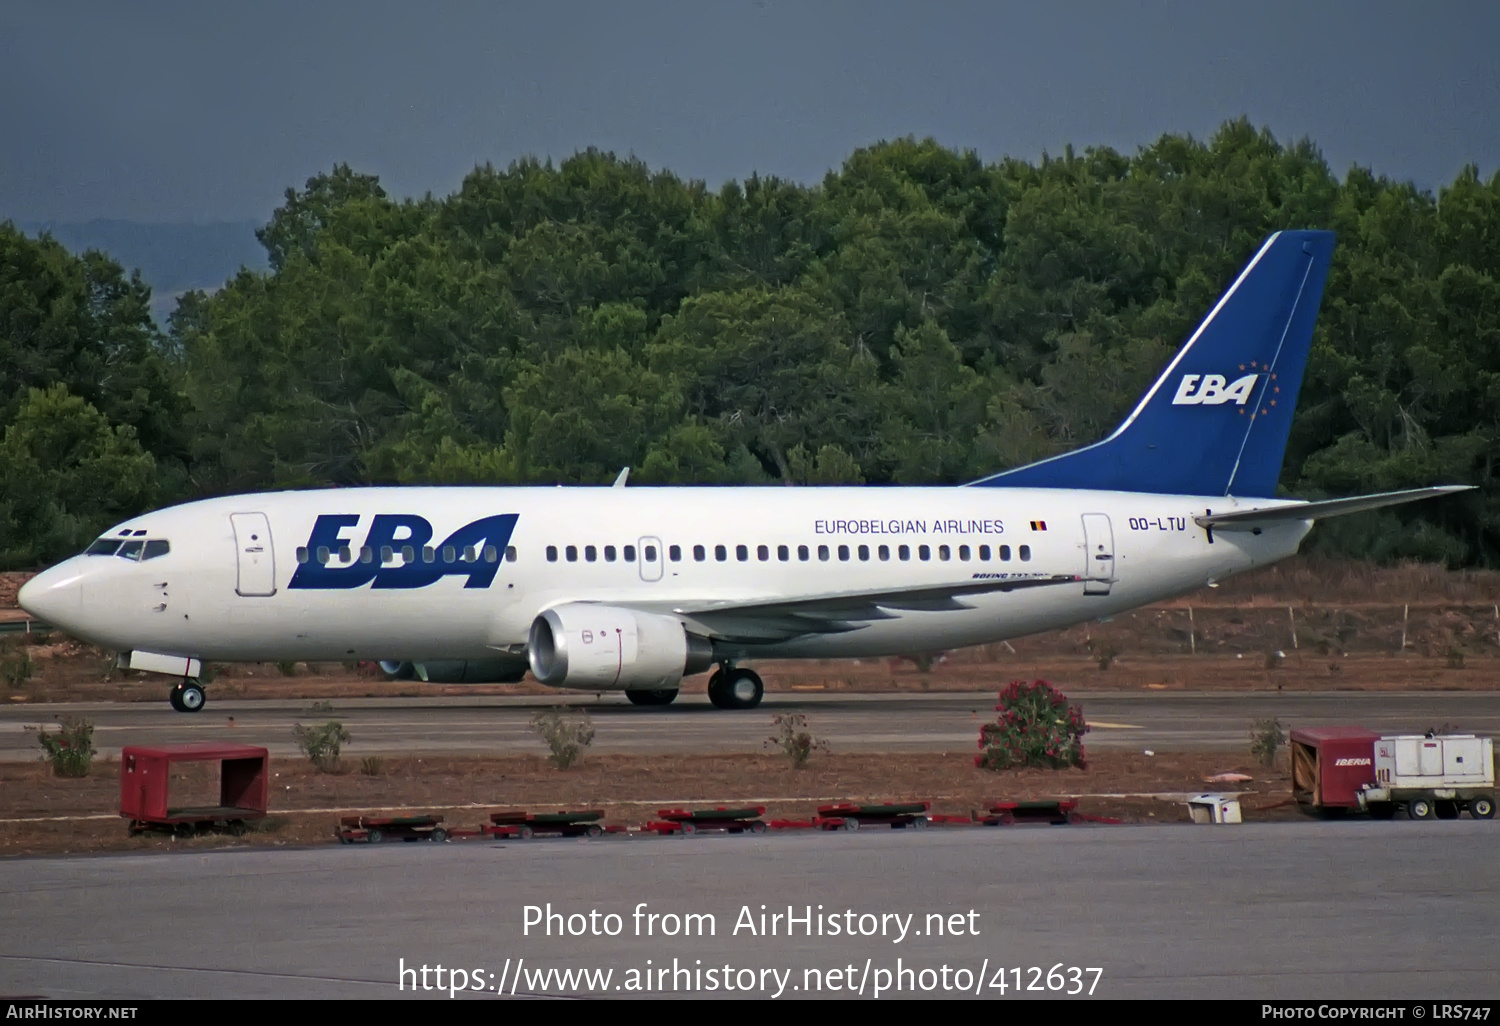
left=748, top=821, right=768, bottom=835
left=679, top=822, right=697, bottom=837
left=1408, top=798, right=1435, bottom=820
left=430, top=828, right=448, bottom=843
left=709, top=667, right=763, bottom=710
left=171, top=681, right=205, bottom=713
left=367, top=829, right=384, bottom=844
left=626, top=689, right=679, bottom=706
left=908, top=816, right=929, bottom=830
left=842, top=818, right=859, bottom=833
left=1470, top=794, right=1495, bottom=819
left=584, top=824, right=604, bottom=838
left=707, top=670, right=729, bottom=708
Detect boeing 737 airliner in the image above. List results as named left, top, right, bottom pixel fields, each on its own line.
left=18, top=230, right=1470, bottom=712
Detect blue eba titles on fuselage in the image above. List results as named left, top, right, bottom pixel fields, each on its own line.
left=287, top=513, right=519, bottom=590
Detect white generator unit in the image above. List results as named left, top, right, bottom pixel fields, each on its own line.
left=1358, top=734, right=1495, bottom=820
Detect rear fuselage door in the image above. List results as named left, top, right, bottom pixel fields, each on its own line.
left=638, top=536, right=664, bottom=582
left=1081, top=513, right=1115, bottom=596
left=231, top=512, right=277, bottom=596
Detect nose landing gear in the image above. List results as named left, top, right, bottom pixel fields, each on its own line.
left=707, top=664, right=763, bottom=710
left=168, top=680, right=206, bottom=713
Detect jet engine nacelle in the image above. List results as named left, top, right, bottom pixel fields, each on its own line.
left=528, top=603, right=713, bottom=690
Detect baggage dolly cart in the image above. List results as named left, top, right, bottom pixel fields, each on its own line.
left=978, top=799, right=1084, bottom=826
left=815, top=801, right=930, bottom=829
left=646, top=806, right=768, bottom=836
left=487, top=809, right=608, bottom=839
left=339, top=814, right=447, bottom=843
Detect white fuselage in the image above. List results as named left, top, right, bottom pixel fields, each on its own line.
left=20, top=486, right=1309, bottom=672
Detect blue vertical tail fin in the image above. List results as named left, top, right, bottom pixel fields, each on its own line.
left=968, top=230, right=1335, bottom=497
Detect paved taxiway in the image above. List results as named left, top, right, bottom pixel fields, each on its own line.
left=0, top=821, right=1493, bottom=999
left=3, top=691, right=1498, bottom=760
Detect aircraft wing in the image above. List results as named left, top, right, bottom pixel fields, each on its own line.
left=621, top=574, right=1082, bottom=643
left=1195, top=486, right=1473, bottom=530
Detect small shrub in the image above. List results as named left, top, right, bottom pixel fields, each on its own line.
left=292, top=720, right=350, bottom=772
left=1090, top=642, right=1117, bottom=670
left=977, top=680, right=1088, bottom=771
left=359, top=756, right=384, bottom=776
left=306, top=700, right=334, bottom=713
left=33, top=716, right=95, bottom=777
left=2, top=649, right=34, bottom=688
left=529, top=707, right=595, bottom=769
left=276, top=660, right=299, bottom=677
left=1445, top=646, right=1465, bottom=669
left=765, top=713, right=828, bottom=769
left=1250, top=717, right=1286, bottom=768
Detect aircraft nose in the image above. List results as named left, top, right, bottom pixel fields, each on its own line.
left=17, top=562, right=85, bottom=627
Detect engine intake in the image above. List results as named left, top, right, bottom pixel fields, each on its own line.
left=528, top=603, right=713, bottom=690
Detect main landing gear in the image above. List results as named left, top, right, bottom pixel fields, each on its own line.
left=707, top=664, right=763, bottom=710
left=168, top=680, right=206, bottom=713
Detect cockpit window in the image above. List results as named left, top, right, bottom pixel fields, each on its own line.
left=86, top=539, right=120, bottom=556
left=117, top=540, right=145, bottom=560
left=141, top=540, right=170, bottom=560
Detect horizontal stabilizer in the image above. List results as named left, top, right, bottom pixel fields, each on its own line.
left=1194, top=486, right=1474, bottom=529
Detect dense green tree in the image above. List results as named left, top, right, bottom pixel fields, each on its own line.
left=6, top=125, right=1500, bottom=568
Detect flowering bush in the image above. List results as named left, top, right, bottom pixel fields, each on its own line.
left=33, top=716, right=95, bottom=777
left=976, top=680, right=1088, bottom=771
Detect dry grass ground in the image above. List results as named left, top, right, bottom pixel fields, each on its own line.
left=0, top=750, right=1299, bottom=858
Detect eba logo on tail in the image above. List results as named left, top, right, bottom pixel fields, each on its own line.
left=288, top=513, right=519, bottom=590
left=1172, top=373, right=1258, bottom=406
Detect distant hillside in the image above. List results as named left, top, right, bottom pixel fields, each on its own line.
left=15, top=219, right=269, bottom=324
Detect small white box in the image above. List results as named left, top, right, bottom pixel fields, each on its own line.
left=1186, top=794, right=1242, bottom=824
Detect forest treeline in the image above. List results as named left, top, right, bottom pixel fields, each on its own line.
left=2, top=119, right=1498, bottom=568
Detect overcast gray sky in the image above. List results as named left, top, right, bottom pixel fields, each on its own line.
left=2, top=1, right=1497, bottom=224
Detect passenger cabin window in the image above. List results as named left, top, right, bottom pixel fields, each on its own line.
left=979, top=545, right=991, bottom=560
left=669, top=545, right=682, bottom=562
left=878, top=545, right=889, bottom=561
left=565, top=545, right=578, bottom=562
left=360, top=546, right=373, bottom=564
left=381, top=545, right=394, bottom=564
left=1019, top=545, right=1032, bottom=561
left=317, top=546, right=331, bottom=564
left=999, top=545, right=1011, bottom=561
left=506, top=546, right=518, bottom=563
left=423, top=546, right=436, bottom=563
left=441, top=545, right=456, bottom=564
left=715, top=545, right=728, bottom=562
left=547, top=545, right=559, bottom=562
left=857, top=544, right=869, bottom=561
left=296, top=546, right=309, bottom=564
left=483, top=545, right=498, bottom=563
left=584, top=545, right=597, bottom=562
left=604, top=545, right=617, bottom=562
left=736, top=544, right=749, bottom=562
left=693, top=545, right=706, bottom=562
left=837, top=544, right=850, bottom=561
left=818, top=545, right=830, bottom=561
left=959, top=545, right=970, bottom=561
left=402, top=545, right=415, bottom=563
left=938, top=545, right=951, bottom=561
left=899, top=544, right=910, bottom=561
left=339, top=545, right=352, bottom=563
left=918, top=545, right=931, bottom=561
left=624, top=545, right=637, bottom=562
left=757, top=545, right=769, bottom=561
left=778, top=544, right=790, bottom=562
left=797, top=545, right=810, bottom=561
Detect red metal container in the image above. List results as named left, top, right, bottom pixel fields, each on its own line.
left=120, top=743, right=269, bottom=831
left=1289, top=727, right=1378, bottom=810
